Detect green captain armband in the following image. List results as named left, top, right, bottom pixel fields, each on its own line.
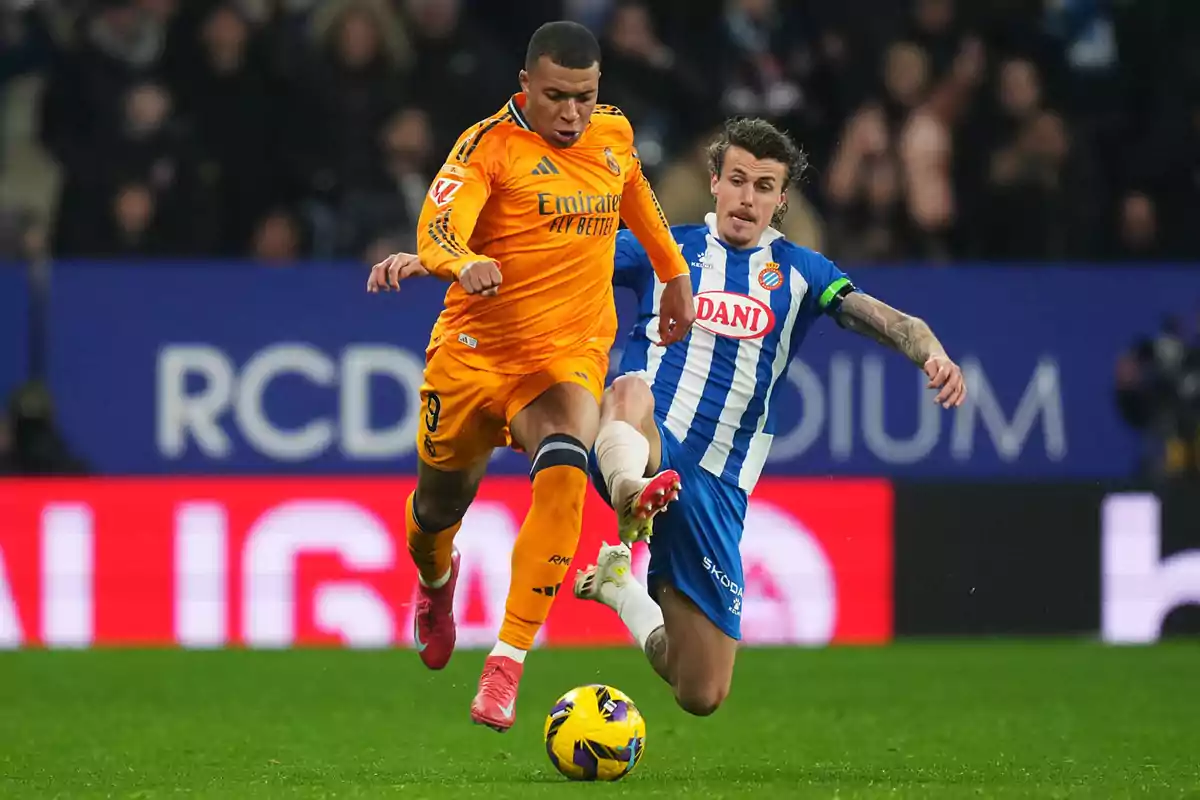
left=819, top=277, right=855, bottom=309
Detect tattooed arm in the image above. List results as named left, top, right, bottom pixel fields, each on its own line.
left=835, top=292, right=967, bottom=408
left=835, top=292, right=945, bottom=366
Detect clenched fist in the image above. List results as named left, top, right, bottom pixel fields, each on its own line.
left=458, top=260, right=502, bottom=297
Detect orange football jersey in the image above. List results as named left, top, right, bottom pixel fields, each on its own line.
left=416, top=93, right=689, bottom=372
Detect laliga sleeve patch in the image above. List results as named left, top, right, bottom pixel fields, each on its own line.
left=429, top=177, right=463, bottom=207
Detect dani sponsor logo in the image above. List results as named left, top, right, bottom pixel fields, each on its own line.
left=694, top=291, right=775, bottom=340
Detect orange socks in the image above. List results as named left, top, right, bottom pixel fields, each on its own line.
left=499, top=458, right=589, bottom=650
left=407, top=433, right=590, bottom=649
left=405, top=491, right=461, bottom=586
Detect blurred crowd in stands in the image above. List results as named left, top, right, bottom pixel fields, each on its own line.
left=1, top=0, right=1198, bottom=478
left=0, top=0, right=1198, bottom=266
left=0, top=381, right=88, bottom=475
left=1117, top=312, right=1200, bottom=480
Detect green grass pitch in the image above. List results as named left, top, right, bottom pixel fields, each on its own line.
left=0, top=642, right=1196, bottom=798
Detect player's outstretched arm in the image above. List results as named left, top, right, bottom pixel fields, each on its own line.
left=366, top=252, right=431, bottom=293
left=415, top=127, right=503, bottom=296
left=836, top=292, right=967, bottom=408
left=366, top=249, right=499, bottom=297
left=618, top=147, right=694, bottom=345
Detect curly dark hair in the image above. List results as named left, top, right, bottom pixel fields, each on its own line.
left=706, top=118, right=808, bottom=226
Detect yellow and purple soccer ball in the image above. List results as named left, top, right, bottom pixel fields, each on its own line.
left=543, top=684, right=646, bottom=781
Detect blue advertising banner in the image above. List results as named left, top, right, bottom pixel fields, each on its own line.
left=0, top=267, right=29, bottom=406
left=45, top=262, right=1193, bottom=478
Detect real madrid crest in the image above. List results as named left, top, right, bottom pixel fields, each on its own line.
left=604, top=147, right=621, bottom=175
left=758, top=263, right=783, bottom=291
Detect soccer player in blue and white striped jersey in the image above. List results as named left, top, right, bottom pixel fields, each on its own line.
left=573, top=118, right=967, bottom=717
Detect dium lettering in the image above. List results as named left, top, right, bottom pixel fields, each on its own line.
left=768, top=354, right=1068, bottom=467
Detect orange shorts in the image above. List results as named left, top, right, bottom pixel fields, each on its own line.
left=416, top=344, right=608, bottom=471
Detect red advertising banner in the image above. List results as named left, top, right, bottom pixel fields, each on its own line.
left=0, top=478, right=892, bottom=648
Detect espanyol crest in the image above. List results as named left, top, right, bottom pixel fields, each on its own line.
left=758, top=263, right=783, bottom=291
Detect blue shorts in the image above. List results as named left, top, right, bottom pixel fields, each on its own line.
left=589, top=423, right=749, bottom=640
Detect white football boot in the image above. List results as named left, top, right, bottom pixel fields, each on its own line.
left=573, top=542, right=634, bottom=609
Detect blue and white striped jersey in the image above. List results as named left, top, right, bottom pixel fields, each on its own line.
left=614, top=213, right=856, bottom=493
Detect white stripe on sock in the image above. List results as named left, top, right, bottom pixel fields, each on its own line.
left=491, top=640, right=527, bottom=663
left=529, top=441, right=588, bottom=476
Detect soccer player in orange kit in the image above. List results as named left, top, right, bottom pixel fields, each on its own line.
left=390, top=21, right=695, bottom=732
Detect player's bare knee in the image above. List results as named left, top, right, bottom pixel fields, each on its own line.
left=605, top=375, right=655, bottom=433
left=411, top=482, right=476, bottom=532
left=607, top=374, right=652, bottom=416
left=413, top=460, right=485, bottom=531
left=673, top=681, right=728, bottom=717
left=514, top=382, right=600, bottom=450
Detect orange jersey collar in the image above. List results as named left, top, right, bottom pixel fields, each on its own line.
left=506, top=93, right=533, bottom=132
left=506, top=93, right=598, bottom=143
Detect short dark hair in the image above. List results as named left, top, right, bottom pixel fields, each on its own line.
left=707, top=118, right=808, bottom=190
left=525, top=21, right=601, bottom=71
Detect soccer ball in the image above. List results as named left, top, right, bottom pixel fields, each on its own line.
left=543, top=684, right=646, bottom=781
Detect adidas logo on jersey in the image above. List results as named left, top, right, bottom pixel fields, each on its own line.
left=531, top=156, right=560, bottom=176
